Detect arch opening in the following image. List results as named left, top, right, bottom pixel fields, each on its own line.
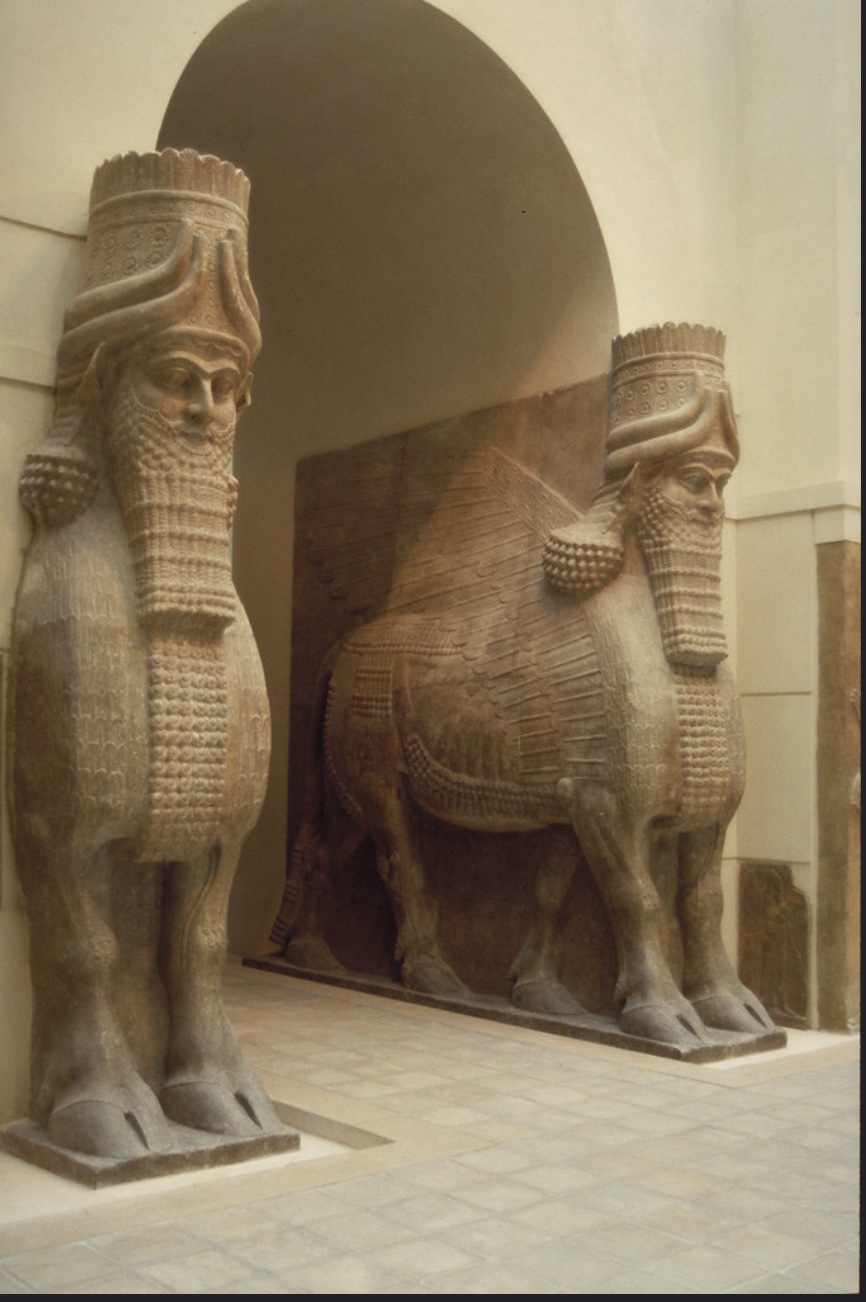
left=158, top=0, right=618, bottom=951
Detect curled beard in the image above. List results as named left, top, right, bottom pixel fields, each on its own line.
left=105, top=389, right=239, bottom=858
left=636, top=482, right=728, bottom=670
left=105, top=387, right=239, bottom=633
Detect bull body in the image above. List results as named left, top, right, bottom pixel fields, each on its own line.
left=285, top=527, right=769, bottom=1048
left=12, top=478, right=276, bottom=1156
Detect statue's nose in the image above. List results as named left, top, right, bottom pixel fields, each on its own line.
left=185, top=380, right=214, bottom=424
left=700, top=484, right=724, bottom=516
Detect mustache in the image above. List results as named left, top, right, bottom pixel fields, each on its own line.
left=637, top=484, right=724, bottom=551
left=106, top=386, right=235, bottom=474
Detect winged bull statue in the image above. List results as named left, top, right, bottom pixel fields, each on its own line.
left=10, top=151, right=286, bottom=1160
left=273, top=324, right=778, bottom=1051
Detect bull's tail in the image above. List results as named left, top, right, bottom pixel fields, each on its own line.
left=270, top=648, right=341, bottom=957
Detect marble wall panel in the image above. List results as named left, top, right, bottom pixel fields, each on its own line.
left=738, top=694, right=814, bottom=865
left=0, top=221, right=83, bottom=388
left=735, top=513, right=815, bottom=696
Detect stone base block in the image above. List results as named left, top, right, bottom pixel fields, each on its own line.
left=247, top=955, right=787, bottom=1064
left=0, top=1109, right=299, bottom=1189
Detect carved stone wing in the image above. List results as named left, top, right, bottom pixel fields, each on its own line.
left=299, top=439, right=606, bottom=795
left=299, top=439, right=581, bottom=629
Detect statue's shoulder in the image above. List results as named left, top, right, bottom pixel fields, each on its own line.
left=19, top=443, right=100, bottom=533
left=15, top=485, right=131, bottom=631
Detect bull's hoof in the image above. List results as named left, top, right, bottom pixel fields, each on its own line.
left=284, top=934, right=345, bottom=974
left=620, top=1001, right=711, bottom=1048
left=160, top=1076, right=281, bottom=1138
left=512, top=977, right=584, bottom=1016
left=689, top=989, right=776, bottom=1034
left=49, top=1087, right=170, bottom=1159
left=401, top=954, right=469, bottom=997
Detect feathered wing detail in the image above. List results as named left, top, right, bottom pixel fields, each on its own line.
left=302, top=442, right=581, bottom=625
left=301, top=451, right=410, bottom=616
left=301, top=443, right=608, bottom=795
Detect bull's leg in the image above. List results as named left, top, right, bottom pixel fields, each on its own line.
left=275, top=685, right=351, bottom=973
left=278, top=817, right=361, bottom=974
left=563, top=780, right=709, bottom=1047
left=369, top=788, right=468, bottom=997
left=158, top=838, right=282, bottom=1136
left=510, top=836, right=584, bottom=1014
left=678, top=826, right=775, bottom=1032
left=15, top=818, right=169, bottom=1157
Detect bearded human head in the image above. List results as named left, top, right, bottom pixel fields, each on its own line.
left=20, top=148, right=260, bottom=529
left=20, top=149, right=261, bottom=631
left=543, top=323, right=739, bottom=669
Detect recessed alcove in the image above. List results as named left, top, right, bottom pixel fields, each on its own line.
left=158, top=0, right=618, bottom=951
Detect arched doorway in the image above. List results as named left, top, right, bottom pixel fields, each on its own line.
left=159, top=0, right=618, bottom=952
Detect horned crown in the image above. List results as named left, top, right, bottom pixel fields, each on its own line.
left=605, top=322, right=737, bottom=481
left=56, top=148, right=260, bottom=394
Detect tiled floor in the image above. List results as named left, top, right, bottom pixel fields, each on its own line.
left=0, top=965, right=859, bottom=1294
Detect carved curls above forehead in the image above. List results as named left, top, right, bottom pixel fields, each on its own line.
left=669, top=446, right=736, bottom=475
left=136, top=331, right=248, bottom=367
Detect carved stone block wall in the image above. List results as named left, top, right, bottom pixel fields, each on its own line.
left=816, top=540, right=861, bottom=1031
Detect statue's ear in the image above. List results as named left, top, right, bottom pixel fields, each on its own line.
left=612, top=464, right=646, bottom=527
left=76, top=344, right=117, bottom=417
left=71, top=345, right=118, bottom=464
left=236, top=371, right=253, bottom=415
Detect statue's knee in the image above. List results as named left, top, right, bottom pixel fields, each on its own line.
left=60, top=926, right=120, bottom=983
left=561, top=778, right=618, bottom=826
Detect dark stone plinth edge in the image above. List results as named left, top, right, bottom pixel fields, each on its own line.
left=245, top=955, right=788, bottom=1063
left=0, top=1114, right=299, bottom=1189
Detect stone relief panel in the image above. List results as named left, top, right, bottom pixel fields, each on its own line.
left=273, top=324, right=782, bottom=1054
left=738, top=863, right=809, bottom=1028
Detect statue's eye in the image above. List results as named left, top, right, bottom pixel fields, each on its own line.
left=211, top=374, right=238, bottom=402
left=155, top=367, right=191, bottom=393
left=678, top=470, right=709, bottom=493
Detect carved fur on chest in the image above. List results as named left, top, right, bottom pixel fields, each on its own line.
left=13, top=502, right=269, bottom=862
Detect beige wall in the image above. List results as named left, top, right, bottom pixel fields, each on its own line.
left=0, top=0, right=859, bottom=1119
left=725, top=0, right=860, bottom=1023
